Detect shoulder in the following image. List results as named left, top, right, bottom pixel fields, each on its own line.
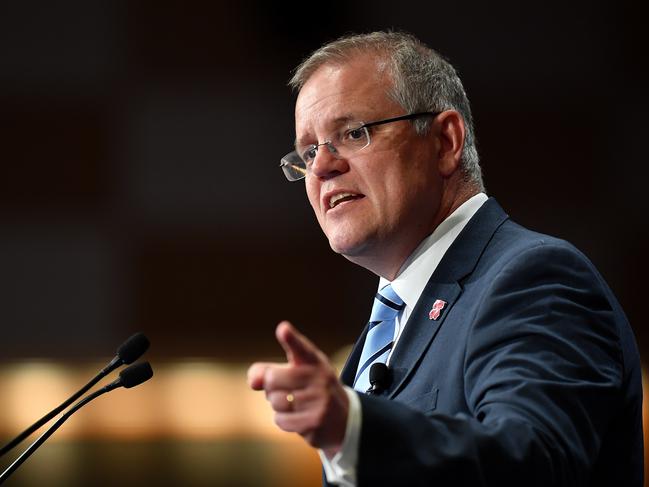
left=478, top=217, right=602, bottom=285
left=464, top=216, right=633, bottom=371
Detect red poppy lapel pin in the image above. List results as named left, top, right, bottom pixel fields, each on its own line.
left=429, top=299, right=447, bottom=320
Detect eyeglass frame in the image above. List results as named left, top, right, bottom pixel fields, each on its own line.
left=280, top=111, right=441, bottom=182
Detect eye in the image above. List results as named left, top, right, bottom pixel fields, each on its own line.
left=301, top=145, right=318, bottom=163
left=346, top=127, right=366, bottom=140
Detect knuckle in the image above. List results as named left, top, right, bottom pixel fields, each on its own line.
left=267, top=391, right=278, bottom=407
left=274, top=413, right=289, bottom=431
left=264, top=368, right=278, bottom=389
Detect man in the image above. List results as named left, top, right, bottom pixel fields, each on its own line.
left=247, top=31, right=643, bottom=486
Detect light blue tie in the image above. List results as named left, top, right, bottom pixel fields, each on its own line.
left=353, top=284, right=404, bottom=393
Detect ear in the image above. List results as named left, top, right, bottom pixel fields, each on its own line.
left=435, top=110, right=466, bottom=178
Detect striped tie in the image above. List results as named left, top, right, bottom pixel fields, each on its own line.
left=353, top=284, right=404, bottom=393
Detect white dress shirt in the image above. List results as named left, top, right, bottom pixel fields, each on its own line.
left=320, top=193, right=488, bottom=486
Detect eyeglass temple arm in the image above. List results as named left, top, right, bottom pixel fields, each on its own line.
left=363, top=111, right=440, bottom=129
left=280, top=159, right=307, bottom=175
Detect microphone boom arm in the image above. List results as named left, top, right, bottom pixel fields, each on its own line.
left=0, top=361, right=153, bottom=485
left=0, top=333, right=149, bottom=458
left=0, top=384, right=117, bottom=484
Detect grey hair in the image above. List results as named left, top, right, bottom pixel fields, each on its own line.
left=289, top=31, right=484, bottom=190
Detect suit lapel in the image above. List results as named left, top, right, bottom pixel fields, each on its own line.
left=386, top=198, right=510, bottom=398
left=388, top=281, right=461, bottom=397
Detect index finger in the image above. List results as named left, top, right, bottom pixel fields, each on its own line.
left=247, top=362, right=279, bottom=390
left=276, top=321, right=321, bottom=366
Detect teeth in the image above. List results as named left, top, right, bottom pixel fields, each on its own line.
left=329, top=192, right=357, bottom=209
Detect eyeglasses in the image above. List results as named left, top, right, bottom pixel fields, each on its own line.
left=279, top=111, right=439, bottom=181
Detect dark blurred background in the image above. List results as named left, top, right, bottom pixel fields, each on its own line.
left=0, top=1, right=647, bottom=485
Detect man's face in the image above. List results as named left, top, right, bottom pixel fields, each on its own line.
left=295, top=56, right=446, bottom=277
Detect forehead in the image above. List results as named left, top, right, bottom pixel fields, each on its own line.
left=294, top=56, right=399, bottom=139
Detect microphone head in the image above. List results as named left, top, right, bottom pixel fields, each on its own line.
left=369, top=363, right=390, bottom=388
left=117, top=333, right=150, bottom=365
left=119, top=362, right=153, bottom=389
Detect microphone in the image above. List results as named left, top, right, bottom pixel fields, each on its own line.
left=366, top=363, right=391, bottom=394
left=0, top=332, right=150, bottom=457
left=0, top=362, right=153, bottom=484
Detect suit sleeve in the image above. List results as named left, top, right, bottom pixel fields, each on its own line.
left=356, top=243, right=624, bottom=487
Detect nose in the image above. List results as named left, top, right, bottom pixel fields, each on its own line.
left=310, top=142, right=350, bottom=180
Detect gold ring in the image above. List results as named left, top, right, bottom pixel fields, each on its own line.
left=286, top=393, right=295, bottom=410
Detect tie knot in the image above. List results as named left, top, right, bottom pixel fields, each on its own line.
left=369, top=284, right=404, bottom=324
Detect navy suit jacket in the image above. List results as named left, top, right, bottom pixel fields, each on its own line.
left=334, top=198, right=643, bottom=486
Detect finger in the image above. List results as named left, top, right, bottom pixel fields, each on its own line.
left=274, top=410, right=316, bottom=435
left=268, top=387, right=328, bottom=413
left=276, top=321, right=321, bottom=366
left=266, top=390, right=295, bottom=413
left=274, top=397, right=349, bottom=450
left=247, top=362, right=280, bottom=390
left=263, top=364, right=318, bottom=391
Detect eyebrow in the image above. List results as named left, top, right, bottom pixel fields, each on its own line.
left=294, top=114, right=358, bottom=147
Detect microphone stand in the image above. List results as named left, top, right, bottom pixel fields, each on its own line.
left=0, top=333, right=148, bottom=458
left=0, top=362, right=153, bottom=485
left=0, top=385, right=115, bottom=484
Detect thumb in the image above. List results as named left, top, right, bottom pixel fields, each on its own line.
left=276, top=321, right=321, bottom=366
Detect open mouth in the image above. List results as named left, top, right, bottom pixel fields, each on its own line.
left=329, top=192, right=364, bottom=209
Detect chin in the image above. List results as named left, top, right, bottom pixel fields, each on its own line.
left=328, top=240, right=355, bottom=256
left=327, top=235, right=357, bottom=255
left=327, top=232, right=372, bottom=258
left=322, top=219, right=381, bottom=257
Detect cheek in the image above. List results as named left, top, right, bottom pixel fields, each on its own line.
left=305, top=179, right=318, bottom=209
left=372, top=164, right=411, bottom=202
left=305, top=179, right=326, bottom=225
left=378, top=165, right=436, bottom=218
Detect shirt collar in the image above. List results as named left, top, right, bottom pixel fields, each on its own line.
left=378, top=193, right=488, bottom=311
